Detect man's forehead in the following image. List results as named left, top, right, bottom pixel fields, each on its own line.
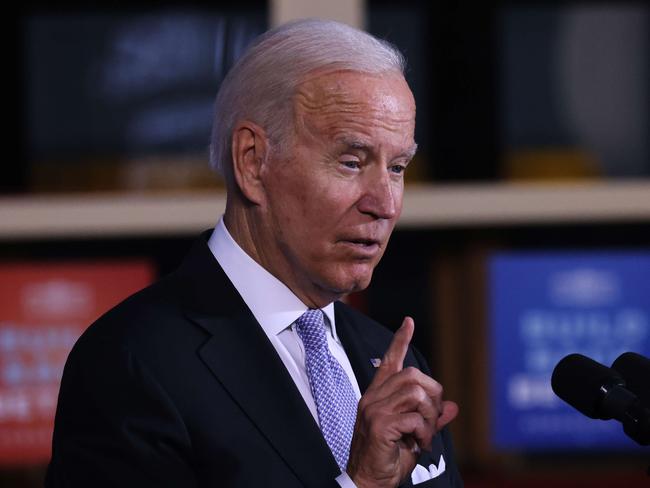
left=294, top=70, right=416, bottom=116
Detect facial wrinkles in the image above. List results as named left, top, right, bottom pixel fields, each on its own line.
left=296, top=98, right=413, bottom=141
left=257, top=73, right=414, bottom=305
left=293, top=75, right=415, bottom=142
left=290, top=75, right=413, bottom=239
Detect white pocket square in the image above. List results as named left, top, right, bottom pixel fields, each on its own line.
left=410, top=454, right=446, bottom=485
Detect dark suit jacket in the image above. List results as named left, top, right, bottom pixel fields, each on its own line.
left=46, top=233, right=463, bottom=487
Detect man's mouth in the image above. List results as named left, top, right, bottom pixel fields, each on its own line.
left=339, top=238, right=382, bottom=255
left=346, top=238, right=379, bottom=247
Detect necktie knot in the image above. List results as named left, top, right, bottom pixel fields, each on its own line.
left=295, top=309, right=328, bottom=351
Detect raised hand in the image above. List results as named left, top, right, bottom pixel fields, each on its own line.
left=346, top=317, right=458, bottom=488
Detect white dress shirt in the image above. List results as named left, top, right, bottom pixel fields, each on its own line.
left=208, top=218, right=360, bottom=487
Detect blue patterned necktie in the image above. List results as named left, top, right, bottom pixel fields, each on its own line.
left=295, top=309, right=358, bottom=471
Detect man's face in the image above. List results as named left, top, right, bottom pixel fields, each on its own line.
left=258, top=70, right=416, bottom=307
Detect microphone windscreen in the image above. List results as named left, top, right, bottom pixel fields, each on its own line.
left=551, top=353, right=625, bottom=419
left=612, top=352, right=650, bottom=406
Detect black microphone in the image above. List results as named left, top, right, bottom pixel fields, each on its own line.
left=551, top=353, right=650, bottom=446
left=612, top=352, right=650, bottom=409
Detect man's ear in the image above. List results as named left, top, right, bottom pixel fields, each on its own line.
left=230, top=121, right=270, bottom=205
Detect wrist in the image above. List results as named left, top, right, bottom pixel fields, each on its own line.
left=349, top=469, right=396, bottom=488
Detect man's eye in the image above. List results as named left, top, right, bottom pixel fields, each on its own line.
left=390, top=164, right=406, bottom=175
left=341, top=160, right=360, bottom=169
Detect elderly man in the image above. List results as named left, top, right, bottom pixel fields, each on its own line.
left=46, top=19, right=462, bottom=488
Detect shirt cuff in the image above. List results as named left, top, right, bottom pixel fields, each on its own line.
left=335, top=471, right=357, bottom=488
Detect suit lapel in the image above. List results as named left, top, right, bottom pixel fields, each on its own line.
left=334, top=302, right=385, bottom=395
left=176, top=235, right=340, bottom=486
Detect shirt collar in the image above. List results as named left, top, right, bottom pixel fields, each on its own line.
left=207, top=218, right=338, bottom=340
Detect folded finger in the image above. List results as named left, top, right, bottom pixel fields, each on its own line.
left=389, top=412, right=436, bottom=450
left=370, top=383, right=439, bottom=423
left=372, top=366, right=444, bottom=413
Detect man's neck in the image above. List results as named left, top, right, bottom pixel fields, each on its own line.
left=223, top=206, right=340, bottom=309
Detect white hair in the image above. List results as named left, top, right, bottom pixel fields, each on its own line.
left=209, top=18, right=406, bottom=179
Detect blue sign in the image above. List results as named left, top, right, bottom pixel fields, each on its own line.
left=489, top=251, right=650, bottom=450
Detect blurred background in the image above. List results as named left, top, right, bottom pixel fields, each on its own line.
left=2, top=0, right=649, bottom=486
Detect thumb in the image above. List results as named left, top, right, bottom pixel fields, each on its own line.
left=435, top=401, right=459, bottom=432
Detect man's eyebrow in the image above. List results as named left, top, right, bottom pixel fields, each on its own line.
left=402, top=143, right=418, bottom=160
left=336, top=138, right=372, bottom=151
left=335, top=138, right=419, bottom=159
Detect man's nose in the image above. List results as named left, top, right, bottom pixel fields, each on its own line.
left=357, top=168, right=399, bottom=220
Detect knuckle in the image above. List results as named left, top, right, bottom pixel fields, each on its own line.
left=403, top=383, right=418, bottom=396
left=407, top=384, right=427, bottom=403
left=403, top=366, right=420, bottom=380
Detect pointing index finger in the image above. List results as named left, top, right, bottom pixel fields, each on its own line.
left=374, top=316, right=414, bottom=385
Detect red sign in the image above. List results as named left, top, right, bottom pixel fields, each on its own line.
left=0, top=261, right=154, bottom=466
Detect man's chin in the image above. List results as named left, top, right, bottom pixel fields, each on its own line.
left=326, top=270, right=374, bottom=297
